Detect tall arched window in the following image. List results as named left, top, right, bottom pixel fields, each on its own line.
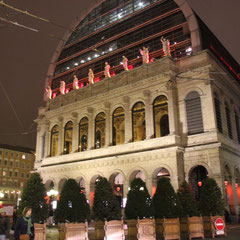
left=225, top=102, right=233, bottom=139
left=95, top=112, right=106, bottom=148
left=64, top=121, right=73, bottom=154
left=214, top=92, right=223, bottom=133
left=234, top=110, right=240, bottom=143
left=132, top=102, right=145, bottom=142
left=185, top=91, right=204, bottom=135
left=112, top=107, right=125, bottom=146
left=50, top=125, right=59, bottom=157
left=153, top=95, right=169, bottom=137
left=79, top=117, right=88, bottom=151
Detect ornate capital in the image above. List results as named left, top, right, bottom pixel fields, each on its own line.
left=143, top=89, right=150, bottom=97
left=72, top=112, right=78, bottom=118
left=87, top=107, right=94, bottom=113
left=58, top=116, right=63, bottom=122
left=104, top=101, right=111, bottom=109
left=123, top=96, right=130, bottom=103
left=166, top=77, right=176, bottom=90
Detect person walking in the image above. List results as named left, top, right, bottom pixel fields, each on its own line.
left=14, top=207, right=34, bottom=240
left=0, top=208, right=10, bottom=240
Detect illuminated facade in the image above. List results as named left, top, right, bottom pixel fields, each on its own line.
left=0, top=144, right=35, bottom=206
left=35, top=0, right=240, bottom=218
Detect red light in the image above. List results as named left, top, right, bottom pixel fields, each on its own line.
left=116, top=187, right=120, bottom=192
left=111, top=72, right=115, bottom=77
left=236, top=183, right=238, bottom=188
left=80, top=190, right=84, bottom=194
left=225, top=181, right=228, bottom=186
left=198, top=181, right=202, bottom=187
left=150, top=58, right=154, bottom=63
left=128, top=65, right=133, bottom=70
left=95, top=77, right=100, bottom=82
left=52, top=93, right=56, bottom=98
left=80, top=83, right=84, bottom=88
left=65, top=88, right=69, bottom=93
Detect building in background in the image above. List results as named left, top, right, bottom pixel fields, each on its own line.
left=0, top=144, right=35, bottom=207
left=34, top=0, right=240, bottom=219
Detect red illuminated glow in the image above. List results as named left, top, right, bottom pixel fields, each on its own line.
left=198, top=181, right=202, bottom=187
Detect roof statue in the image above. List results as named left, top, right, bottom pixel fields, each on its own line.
left=104, top=62, right=111, bottom=78
left=122, top=56, right=129, bottom=71
left=140, top=47, right=149, bottom=64
left=161, top=36, right=171, bottom=57
left=45, top=86, right=52, bottom=99
left=73, top=75, right=79, bottom=89
left=60, top=81, right=65, bottom=95
left=88, top=69, right=94, bottom=84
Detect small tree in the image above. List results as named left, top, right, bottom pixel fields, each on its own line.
left=199, top=178, right=224, bottom=216
left=93, top=177, right=121, bottom=221
left=177, top=181, right=200, bottom=217
left=153, top=178, right=182, bottom=218
left=55, top=179, right=90, bottom=223
left=125, top=178, right=154, bottom=220
left=18, top=172, right=48, bottom=223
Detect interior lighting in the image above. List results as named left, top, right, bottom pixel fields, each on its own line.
left=74, top=63, right=78, bottom=66
left=94, top=54, right=99, bottom=57
left=102, top=51, right=105, bottom=55
left=66, top=67, right=70, bottom=70
left=0, top=192, right=4, bottom=198
left=88, top=57, right=91, bottom=60
left=197, top=181, right=202, bottom=187
left=109, top=47, right=113, bottom=51
left=186, top=47, right=192, bottom=53
left=118, top=13, right=122, bottom=19
left=139, top=2, right=143, bottom=7
left=81, top=60, right=85, bottom=63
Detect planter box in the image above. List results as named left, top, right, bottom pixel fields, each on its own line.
left=155, top=218, right=164, bottom=239
left=188, top=216, right=204, bottom=240
left=137, top=218, right=156, bottom=240
left=65, top=222, right=88, bottom=240
left=34, top=223, right=46, bottom=240
left=104, top=219, right=125, bottom=240
left=95, top=220, right=105, bottom=240
left=127, top=219, right=137, bottom=240
left=180, top=217, right=188, bottom=239
left=58, top=223, right=65, bottom=240
left=163, top=218, right=180, bottom=240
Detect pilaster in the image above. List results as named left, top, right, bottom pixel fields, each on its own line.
left=123, top=96, right=132, bottom=143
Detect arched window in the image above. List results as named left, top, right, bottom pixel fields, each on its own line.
left=153, top=95, right=169, bottom=137
left=79, top=117, right=88, bottom=151
left=225, top=102, right=233, bottom=139
left=132, top=102, right=145, bottom=142
left=64, top=121, right=73, bottom=154
left=112, top=107, right=125, bottom=146
left=234, top=110, right=240, bottom=143
left=95, top=112, right=106, bottom=148
left=50, top=125, right=59, bottom=157
left=185, top=91, right=204, bottom=135
left=214, top=92, right=223, bottom=133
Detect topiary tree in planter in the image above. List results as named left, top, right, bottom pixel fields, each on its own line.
left=153, top=177, right=182, bottom=218
left=125, top=178, right=154, bottom=220
left=18, top=172, right=48, bottom=223
left=55, top=178, right=90, bottom=223
left=177, top=181, right=200, bottom=217
left=199, top=178, right=224, bottom=216
left=93, top=177, right=121, bottom=221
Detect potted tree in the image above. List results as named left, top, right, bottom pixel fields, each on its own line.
left=199, top=178, right=225, bottom=238
left=153, top=178, right=182, bottom=240
left=125, top=178, right=154, bottom=240
left=92, top=177, right=122, bottom=240
left=54, top=178, right=90, bottom=240
left=177, top=181, right=203, bottom=240
left=18, top=173, right=48, bottom=240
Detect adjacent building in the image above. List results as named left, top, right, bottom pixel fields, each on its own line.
left=0, top=144, right=35, bottom=207
left=34, top=0, right=240, bottom=218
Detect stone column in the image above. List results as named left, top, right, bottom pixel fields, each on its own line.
left=35, top=126, right=41, bottom=161
left=104, top=102, right=111, bottom=147
left=85, top=183, right=90, bottom=202
left=71, top=112, right=78, bottom=153
left=143, top=90, right=154, bottom=139
left=123, top=96, right=132, bottom=143
left=57, top=117, right=63, bottom=155
left=232, top=177, right=239, bottom=216
left=123, top=180, right=129, bottom=199
left=44, top=120, right=50, bottom=158
left=219, top=90, right=228, bottom=135
left=166, top=78, right=178, bottom=135
left=87, top=107, right=94, bottom=150
left=145, top=178, right=153, bottom=197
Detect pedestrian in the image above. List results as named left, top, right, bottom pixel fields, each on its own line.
left=12, top=208, right=17, bottom=230
left=14, top=207, right=34, bottom=240
left=0, top=208, right=10, bottom=240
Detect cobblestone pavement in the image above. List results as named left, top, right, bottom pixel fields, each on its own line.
left=9, top=224, right=240, bottom=239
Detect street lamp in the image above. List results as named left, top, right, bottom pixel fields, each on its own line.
left=47, top=189, right=58, bottom=197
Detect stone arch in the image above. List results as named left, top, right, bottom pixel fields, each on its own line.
left=128, top=167, right=148, bottom=184
left=75, top=175, right=88, bottom=191
left=58, top=177, right=68, bottom=193
left=188, top=164, right=208, bottom=200
left=45, top=179, right=56, bottom=191
left=110, top=104, right=126, bottom=115
left=89, top=173, right=104, bottom=207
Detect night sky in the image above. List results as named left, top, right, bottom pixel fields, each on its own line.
left=0, top=0, right=240, bottom=150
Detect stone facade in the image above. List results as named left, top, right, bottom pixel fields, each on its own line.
left=35, top=51, right=240, bottom=215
